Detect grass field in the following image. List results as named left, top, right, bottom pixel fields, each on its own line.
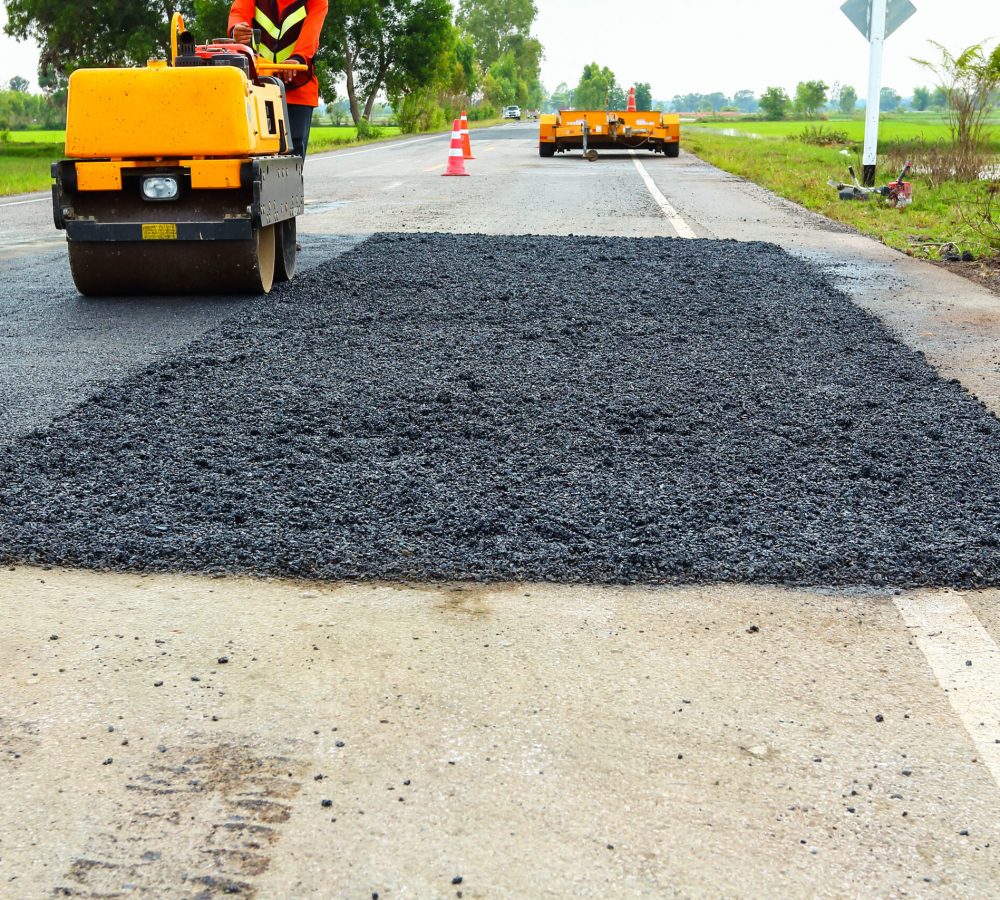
left=685, top=122, right=999, bottom=259
left=0, top=141, right=63, bottom=195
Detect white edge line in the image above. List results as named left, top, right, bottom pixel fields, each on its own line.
left=306, top=134, right=448, bottom=164
left=894, top=591, right=1000, bottom=788
left=0, top=196, right=48, bottom=208
left=629, top=151, right=696, bottom=239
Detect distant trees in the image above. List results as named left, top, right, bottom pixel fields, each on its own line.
left=759, top=86, right=790, bottom=120
left=574, top=63, right=617, bottom=109
left=793, top=80, right=827, bottom=118
left=911, top=85, right=931, bottom=110
left=7, top=76, right=29, bottom=93
left=458, top=0, right=542, bottom=109
left=548, top=81, right=573, bottom=111
left=880, top=86, right=902, bottom=112
left=634, top=82, right=652, bottom=110
left=318, top=0, right=454, bottom=126
left=733, top=89, right=757, bottom=113
left=838, top=85, right=857, bottom=113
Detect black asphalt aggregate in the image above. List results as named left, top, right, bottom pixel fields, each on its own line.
left=1, top=232, right=999, bottom=587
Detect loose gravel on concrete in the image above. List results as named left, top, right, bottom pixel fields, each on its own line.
left=1, top=233, right=999, bottom=587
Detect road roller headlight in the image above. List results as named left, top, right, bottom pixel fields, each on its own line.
left=141, top=176, right=179, bottom=201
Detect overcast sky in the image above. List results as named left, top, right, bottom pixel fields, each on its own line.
left=0, top=1, right=996, bottom=98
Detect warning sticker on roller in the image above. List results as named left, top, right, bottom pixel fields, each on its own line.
left=141, top=223, right=178, bottom=240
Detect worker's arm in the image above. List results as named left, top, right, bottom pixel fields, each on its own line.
left=286, top=0, right=329, bottom=65
left=228, top=0, right=256, bottom=41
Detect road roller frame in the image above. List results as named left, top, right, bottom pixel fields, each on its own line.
left=539, top=110, right=681, bottom=160
left=52, top=13, right=307, bottom=296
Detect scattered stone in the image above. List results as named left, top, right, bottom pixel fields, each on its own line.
left=2, top=235, right=1000, bottom=588
left=321, top=799, right=333, bottom=808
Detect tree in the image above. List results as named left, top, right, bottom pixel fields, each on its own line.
left=838, top=84, right=857, bottom=114
left=633, top=82, right=652, bottom=110
left=880, top=86, right=901, bottom=112
left=931, top=85, right=949, bottom=109
left=759, top=86, right=790, bottom=120
left=793, top=80, right=827, bottom=118
left=549, top=81, right=573, bottom=111
left=574, top=62, right=616, bottom=109
left=321, top=0, right=453, bottom=125
left=915, top=40, right=1000, bottom=178
left=911, top=85, right=930, bottom=110
left=733, top=89, right=757, bottom=114
left=457, top=0, right=536, bottom=70
left=4, top=0, right=204, bottom=79
left=8, top=76, right=29, bottom=93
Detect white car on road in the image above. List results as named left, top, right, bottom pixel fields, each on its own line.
left=502, top=105, right=522, bottom=120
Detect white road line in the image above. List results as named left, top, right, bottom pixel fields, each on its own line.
left=0, top=196, right=47, bottom=208
left=895, top=592, right=1000, bottom=788
left=629, top=152, right=696, bottom=239
left=307, top=134, right=444, bottom=165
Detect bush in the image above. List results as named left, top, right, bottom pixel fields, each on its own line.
left=466, top=104, right=497, bottom=122
left=395, top=89, right=447, bottom=134
left=356, top=119, right=385, bottom=140
left=795, top=125, right=851, bottom=146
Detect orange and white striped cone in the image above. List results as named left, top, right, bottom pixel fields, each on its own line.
left=460, top=110, right=475, bottom=159
left=442, top=119, right=469, bottom=176
left=627, top=87, right=637, bottom=111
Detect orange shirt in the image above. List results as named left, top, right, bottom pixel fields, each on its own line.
left=228, top=0, right=328, bottom=106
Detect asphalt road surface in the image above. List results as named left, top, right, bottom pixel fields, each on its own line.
left=2, top=121, right=1000, bottom=897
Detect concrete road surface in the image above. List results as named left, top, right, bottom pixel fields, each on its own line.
left=2, top=121, right=1000, bottom=897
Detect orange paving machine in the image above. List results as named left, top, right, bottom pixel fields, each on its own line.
left=51, top=13, right=306, bottom=295
left=538, top=109, right=680, bottom=161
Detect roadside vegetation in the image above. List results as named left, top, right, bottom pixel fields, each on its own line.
left=685, top=42, right=1000, bottom=267
left=0, top=0, right=536, bottom=196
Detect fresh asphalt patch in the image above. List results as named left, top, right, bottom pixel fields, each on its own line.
left=1, top=233, right=999, bottom=587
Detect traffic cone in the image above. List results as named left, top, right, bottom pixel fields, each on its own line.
left=460, top=110, right=475, bottom=159
left=627, top=87, right=637, bottom=111
left=442, top=119, right=469, bottom=176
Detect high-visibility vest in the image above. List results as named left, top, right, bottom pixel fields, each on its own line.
left=253, top=0, right=308, bottom=64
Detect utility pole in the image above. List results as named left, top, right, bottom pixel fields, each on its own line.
left=862, top=0, right=887, bottom=186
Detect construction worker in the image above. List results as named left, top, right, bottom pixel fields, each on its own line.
left=229, top=0, right=328, bottom=158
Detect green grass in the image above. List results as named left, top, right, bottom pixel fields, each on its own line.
left=4, top=129, right=68, bottom=143
left=0, top=141, right=63, bottom=195
left=685, top=128, right=996, bottom=258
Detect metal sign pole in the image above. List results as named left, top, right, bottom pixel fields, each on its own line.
left=862, top=0, right=887, bottom=186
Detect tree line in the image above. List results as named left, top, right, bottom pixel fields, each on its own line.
left=547, top=65, right=652, bottom=113
left=2, top=0, right=544, bottom=132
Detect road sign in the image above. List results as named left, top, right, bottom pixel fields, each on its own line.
left=842, top=0, right=917, bottom=185
left=841, top=0, right=916, bottom=40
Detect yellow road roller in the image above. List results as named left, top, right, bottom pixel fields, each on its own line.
left=539, top=109, right=681, bottom=160
left=52, top=13, right=305, bottom=295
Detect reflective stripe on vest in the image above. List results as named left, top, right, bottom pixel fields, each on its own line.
left=253, top=0, right=307, bottom=63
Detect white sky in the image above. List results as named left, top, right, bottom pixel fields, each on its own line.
left=535, top=0, right=997, bottom=99
left=0, top=1, right=996, bottom=98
